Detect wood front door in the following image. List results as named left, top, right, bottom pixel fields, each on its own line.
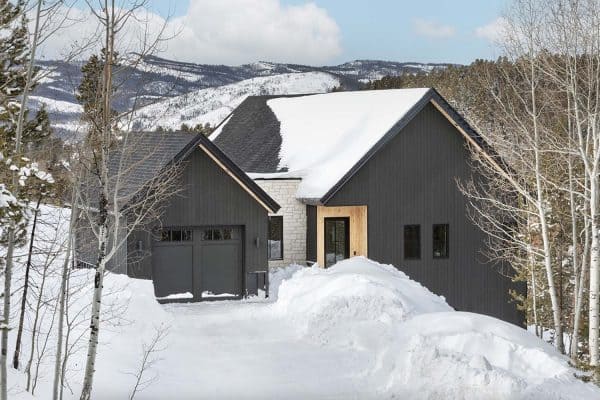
left=324, top=217, right=350, bottom=268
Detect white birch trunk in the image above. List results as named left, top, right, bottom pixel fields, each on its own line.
left=79, top=218, right=108, bottom=400
left=589, top=170, right=600, bottom=367
left=52, top=196, right=78, bottom=400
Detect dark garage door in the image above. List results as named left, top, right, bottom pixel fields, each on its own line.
left=152, top=226, right=243, bottom=300
left=153, top=241, right=193, bottom=298
left=196, top=226, right=243, bottom=299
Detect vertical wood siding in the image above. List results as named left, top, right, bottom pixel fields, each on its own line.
left=326, top=103, right=524, bottom=325
left=129, top=146, right=269, bottom=294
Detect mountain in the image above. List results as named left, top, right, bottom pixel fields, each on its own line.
left=32, top=55, right=454, bottom=139
left=129, top=72, right=340, bottom=132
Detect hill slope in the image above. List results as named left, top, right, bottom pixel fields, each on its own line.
left=32, top=55, right=454, bottom=139
left=129, top=72, right=340, bottom=131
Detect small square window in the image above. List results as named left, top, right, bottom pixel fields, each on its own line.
left=213, top=229, right=223, bottom=240
left=433, top=224, right=449, bottom=258
left=171, top=230, right=182, bottom=241
left=404, top=225, right=421, bottom=260
left=160, top=230, right=171, bottom=241
left=222, top=228, right=232, bottom=240
left=202, top=229, right=212, bottom=241
left=182, top=230, right=193, bottom=241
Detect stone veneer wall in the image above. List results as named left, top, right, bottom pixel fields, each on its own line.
left=255, top=179, right=306, bottom=268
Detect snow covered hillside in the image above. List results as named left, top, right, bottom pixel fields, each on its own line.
left=32, top=55, right=453, bottom=139
left=129, top=72, right=340, bottom=131
left=5, top=206, right=599, bottom=400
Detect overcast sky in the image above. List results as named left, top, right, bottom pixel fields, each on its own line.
left=38, top=0, right=508, bottom=66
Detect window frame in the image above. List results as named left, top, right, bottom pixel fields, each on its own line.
left=268, top=215, right=284, bottom=261
left=403, top=224, right=421, bottom=260
left=432, top=224, right=450, bottom=259
left=158, top=227, right=193, bottom=243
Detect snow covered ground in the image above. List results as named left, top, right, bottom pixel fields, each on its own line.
left=5, top=205, right=600, bottom=399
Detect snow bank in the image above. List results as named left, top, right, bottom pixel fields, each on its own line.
left=376, top=311, right=599, bottom=399
left=267, top=88, right=430, bottom=198
left=268, top=263, right=303, bottom=299
left=273, top=257, right=451, bottom=345
left=272, top=257, right=597, bottom=399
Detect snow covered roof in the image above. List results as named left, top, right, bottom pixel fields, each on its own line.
left=213, top=88, right=452, bottom=200
left=265, top=88, right=431, bottom=199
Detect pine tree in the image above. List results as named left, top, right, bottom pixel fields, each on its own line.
left=0, top=1, right=53, bottom=398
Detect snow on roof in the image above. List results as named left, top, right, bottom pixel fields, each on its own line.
left=265, top=88, right=430, bottom=199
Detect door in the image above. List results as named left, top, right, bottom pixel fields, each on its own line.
left=195, top=226, right=243, bottom=299
left=152, top=228, right=194, bottom=298
left=324, top=217, right=349, bottom=268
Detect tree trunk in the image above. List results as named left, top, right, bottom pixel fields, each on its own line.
left=79, top=193, right=109, bottom=400
left=589, top=171, right=599, bottom=369
left=0, top=228, right=16, bottom=400
left=12, top=197, right=42, bottom=370
left=53, top=198, right=78, bottom=400
left=1, top=2, right=43, bottom=397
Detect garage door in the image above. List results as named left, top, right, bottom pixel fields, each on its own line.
left=196, top=226, right=243, bottom=299
left=152, top=228, right=194, bottom=298
left=152, top=226, right=243, bottom=300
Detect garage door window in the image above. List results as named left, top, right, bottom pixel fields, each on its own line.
left=160, top=228, right=192, bottom=242
left=202, top=228, right=237, bottom=241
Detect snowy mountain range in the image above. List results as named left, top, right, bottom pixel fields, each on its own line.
left=32, top=55, right=454, bottom=139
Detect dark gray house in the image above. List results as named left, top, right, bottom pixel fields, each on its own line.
left=211, top=88, right=524, bottom=324
left=76, top=131, right=280, bottom=301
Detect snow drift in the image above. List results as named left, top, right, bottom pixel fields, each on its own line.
left=273, top=257, right=451, bottom=345
left=271, top=257, right=599, bottom=399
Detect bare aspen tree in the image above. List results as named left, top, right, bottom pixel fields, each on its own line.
left=52, top=188, right=78, bottom=400
left=535, top=0, right=600, bottom=369
left=461, top=0, right=566, bottom=352
left=74, top=2, right=177, bottom=399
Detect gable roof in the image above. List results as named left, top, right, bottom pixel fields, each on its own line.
left=212, top=88, right=487, bottom=203
left=108, top=131, right=280, bottom=213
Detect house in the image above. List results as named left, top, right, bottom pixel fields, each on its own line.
left=75, top=131, right=280, bottom=300
left=211, top=88, right=524, bottom=324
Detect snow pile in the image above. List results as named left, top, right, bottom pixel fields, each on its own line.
left=266, top=88, right=430, bottom=198
left=272, top=257, right=598, bottom=399
left=268, top=263, right=303, bottom=300
left=273, top=257, right=451, bottom=345
left=131, top=72, right=340, bottom=131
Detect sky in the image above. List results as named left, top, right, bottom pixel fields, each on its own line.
left=40, top=0, right=509, bottom=66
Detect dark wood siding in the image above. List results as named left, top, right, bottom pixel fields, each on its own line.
left=306, top=205, right=317, bottom=262
left=326, top=103, right=523, bottom=325
left=129, top=147, right=269, bottom=295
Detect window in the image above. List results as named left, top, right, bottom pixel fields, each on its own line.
left=433, top=224, right=449, bottom=258
left=404, top=225, right=421, bottom=260
left=159, top=228, right=192, bottom=242
left=201, top=227, right=238, bottom=241
left=268, top=216, right=283, bottom=260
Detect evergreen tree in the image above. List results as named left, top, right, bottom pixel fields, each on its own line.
left=0, top=0, right=52, bottom=244
left=0, top=0, right=49, bottom=156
